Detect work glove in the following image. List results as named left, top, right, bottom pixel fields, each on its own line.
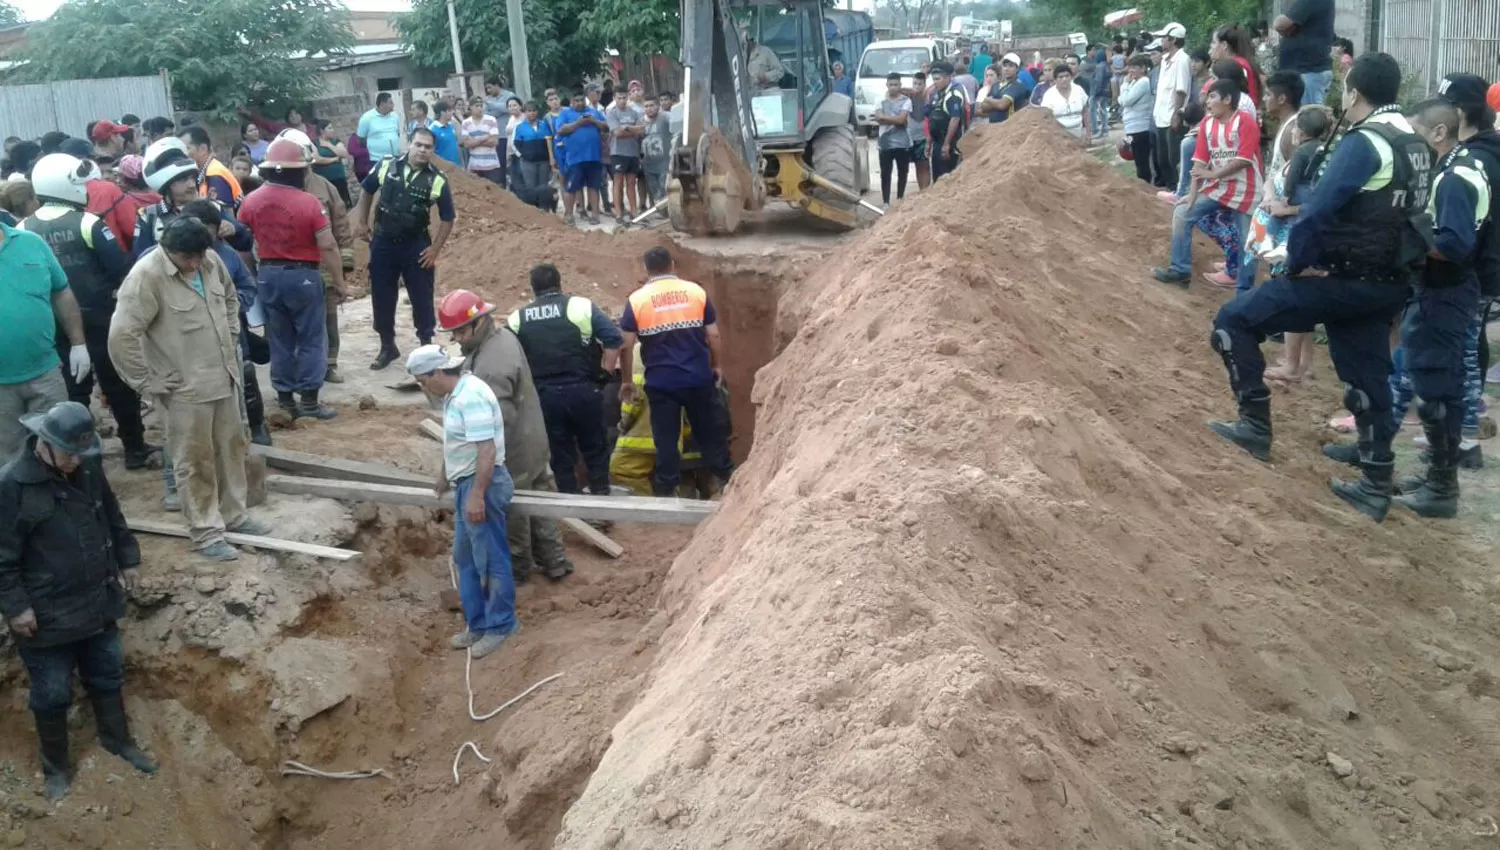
left=69, top=344, right=92, bottom=383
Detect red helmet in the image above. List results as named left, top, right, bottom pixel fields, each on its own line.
left=262, top=137, right=310, bottom=170
left=1117, top=139, right=1134, bottom=161
left=438, top=289, right=496, bottom=331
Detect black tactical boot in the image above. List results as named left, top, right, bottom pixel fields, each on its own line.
left=1394, top=466, right=1459, bottom=518
left=91, top=690, right=158, bottom=775
left=1208, top=396, right=1272, bottom=462
left=276, top=391, right=298, bottom=415
left=34, top=710, right=70, bottom=802
left=1320, top=440, right=1361, bottom=467
left=1330, top=454, right=1395, bottom=522
left=123, top=443, right=163, bottom=470
left=297, top=390, right=338, bottom=421
left=370, top=345, right=401, bottom=371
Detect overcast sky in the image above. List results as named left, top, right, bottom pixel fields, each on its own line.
left=10, top=0, right=415, bottom=23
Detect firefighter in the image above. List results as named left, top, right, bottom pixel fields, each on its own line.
left=237, top=136, right=346, bottom=421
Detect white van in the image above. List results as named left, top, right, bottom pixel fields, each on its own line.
left=853, top=38, right=955, bottom=133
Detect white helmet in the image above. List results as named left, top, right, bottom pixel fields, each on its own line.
left=30, top=154, right=93, bottom=206
left=275, top=128, right=318, bottom=163
left=142, top=137, right=198, bottom=193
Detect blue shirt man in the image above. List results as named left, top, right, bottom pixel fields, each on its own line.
left=428, top=112, right=462, bottom=167
left=357, top=98, right=402, bottom=160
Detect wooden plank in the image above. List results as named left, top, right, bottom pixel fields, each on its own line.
left=264, top=476, right=717, bottom=525
left=128, top=519, right=361, bottom=561
left=418, top=420, right=444, bottom=442
left=250, top=445, right=428, bottom=487
left=559, top=518, right=625, bottom=558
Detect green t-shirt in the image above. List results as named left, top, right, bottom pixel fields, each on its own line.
left=0, top=222, right=69, bottom=385
left=314, top=143, right=347, bottom=185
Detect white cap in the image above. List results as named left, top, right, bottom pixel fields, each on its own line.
left=1146, top=38, right=1164, bottom=52
left=405, top=344, right=465, bottom=376
left=1152, top=22, right=1186, bottom=39
left=1001, top=52, right=1022, bottom=67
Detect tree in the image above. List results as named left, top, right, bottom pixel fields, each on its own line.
left=0, top=2, right=22, bottom=28
left=579, top=0, right=678, bottom=58
left=13, top=0, right=354, bottom=117
left=396, top=0, right=610, bottom=93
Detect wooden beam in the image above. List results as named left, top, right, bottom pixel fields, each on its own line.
left=128, top=519, right=361, bottom=562
left=264, top=475, right=717, bottom=525
left=559, top=518, right=624, bottom=558
left=418, top=420, right=444, bottom=442
left=251, top=445, right=428, bottom=487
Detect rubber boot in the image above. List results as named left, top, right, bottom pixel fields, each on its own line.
left=1330, top=453, right=1395, bottom=522
left=245, top=365, right=271, bottom=445
left=34, top=710, right=71, bottom=802
left=1207, top=396, right=1272, bottom=462
left=1321, top=441, right=1361, bottom=467
left=276, top=391, right=297, bottom=416
left=296, top=390, right=338, bottom=421
left=90, top=690, right=158, bottom=775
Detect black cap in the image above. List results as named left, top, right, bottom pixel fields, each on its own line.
left=931, top=60, right=955, bottom=76
left=1438, top=73, right=1490, bottom=110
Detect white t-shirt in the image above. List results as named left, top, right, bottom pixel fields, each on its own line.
left=1041, top=84, right=1089, bottom=138
left=1153, top=48, right=1193, bottom=128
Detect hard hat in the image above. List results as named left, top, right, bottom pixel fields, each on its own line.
left=20, top=400, right=99, bottom=457
left=30, top=153, right=94, bottom=206
left=438, top=289, right=496, bottom=331
left=1489, top=82, right=1500, bottom=113
left=275, top=128, right=318, bottom=163
left=1117, top=139, right=1134, bottom=161
left=142, top=137, right=197, bottom=193
left=261, top=137, right=311, bottom=170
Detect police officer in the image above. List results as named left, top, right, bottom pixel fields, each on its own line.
left=21, top=154, right=158, bottom=470
left=1383, top=100, right=1490, bottom=518
left=507, top=264, right=623, bottom=495
left=352, top=126, right=456, bottom=370
left=238, top=137, right=346, bottom=421
left=1208, top=53, right=1434, bottom=522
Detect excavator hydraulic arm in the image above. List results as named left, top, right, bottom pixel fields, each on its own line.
left=670, top=0, right=763, bottom=234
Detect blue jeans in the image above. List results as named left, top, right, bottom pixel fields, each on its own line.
left=452, top=468, right=517, bottom=636
left=1171, top=198, right=1247, bottom=276
left=1463, top=298, right=1489, bottom=436
left=1301, top=70, right=1333, bottom=107
left=1235, top=248, right=1260, bottom=294
left=18, top=628, right=124, bottom=714
left=259, top=263, right=328, bottom=393
left=1175, top=135, right=1195, bottom=197
left=1090, top=94, right=1109, bottom=137
left=1213, top=275, right=1411, bottom=448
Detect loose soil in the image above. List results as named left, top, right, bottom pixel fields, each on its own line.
left=4, top=110, right=1499, bottom=850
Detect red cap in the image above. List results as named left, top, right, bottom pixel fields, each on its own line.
left=91, top=120, right=130, bottom=143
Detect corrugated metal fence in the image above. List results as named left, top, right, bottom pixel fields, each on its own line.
left=0, top=74, right=171, bottom=142
left=1280, top=0, right=1498, bottom=96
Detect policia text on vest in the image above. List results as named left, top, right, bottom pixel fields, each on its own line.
left=356, top=152, right=457, bottom=364
left=508, top=290, right=624, bottom=495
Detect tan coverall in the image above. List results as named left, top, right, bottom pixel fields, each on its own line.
left=305, top=173, right=354, bottom=371
left=108, top=248, right=249, bottom=548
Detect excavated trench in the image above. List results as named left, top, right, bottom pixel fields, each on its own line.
left=0, top=255, right=789, bottom=850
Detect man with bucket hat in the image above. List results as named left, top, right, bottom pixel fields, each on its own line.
left=0, top=401, right=158, bottom=802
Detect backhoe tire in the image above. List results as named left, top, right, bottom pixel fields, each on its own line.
left=805, top=123, right=861, bottom=232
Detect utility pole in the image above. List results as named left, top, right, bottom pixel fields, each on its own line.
left=506, top=0, right=533, bottom=102
left=445, top=0, right=467, bottom=98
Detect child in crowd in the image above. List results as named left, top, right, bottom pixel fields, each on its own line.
left=1258, top=105, right=1333, bottom=383
left=870, top=72, right=915, bottom=206
left=229, top=155, right=254, bottom=185
left=1150, top=78, right=1260, bottom=288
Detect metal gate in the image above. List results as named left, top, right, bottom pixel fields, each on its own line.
left=0, top=73, right=172, bottom=142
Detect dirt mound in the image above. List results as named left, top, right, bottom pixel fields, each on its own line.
left=554, top=109, right=1500, bottom=848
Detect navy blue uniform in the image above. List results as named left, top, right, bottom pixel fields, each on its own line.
left=362, top=158, right=456, bottom=351
left=1209, top=107, right=1434, bottom=519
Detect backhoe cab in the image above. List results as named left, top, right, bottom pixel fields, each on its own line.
left=669, top=0, right=869, bottom=235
